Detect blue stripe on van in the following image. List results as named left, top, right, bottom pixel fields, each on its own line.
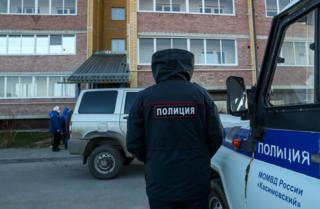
left=222, top=127, right=320, bottom=179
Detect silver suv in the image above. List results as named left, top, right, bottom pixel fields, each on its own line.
left=68, top=88, right=142, bottom=179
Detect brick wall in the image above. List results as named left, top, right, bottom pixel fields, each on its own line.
left=0, top=98, right=76, bottom=119
left=137, top=65, right=252, bottom=89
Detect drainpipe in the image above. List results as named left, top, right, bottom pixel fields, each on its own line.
left=87, top=0, right=94, bottom=57
left=247, top=0, right=258, bottom=85
left=128, top=0, right=138, bottom=88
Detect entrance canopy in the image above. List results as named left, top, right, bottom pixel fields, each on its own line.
left=68, top=53, right=129, bottom=84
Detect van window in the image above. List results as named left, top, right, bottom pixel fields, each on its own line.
left=268, top=9, right=316, bottom=106
left=78, top=91, right=118, bottom=114
left=124, top=92, right=138, bottom=114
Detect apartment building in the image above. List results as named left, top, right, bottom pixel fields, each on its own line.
left=0, top=0, right=87, bottom=125
left=128, top=0, right=250, bottom=93
left=1, top=0, right=310, bottom=126
left=127, top=0, right=299, bottom=94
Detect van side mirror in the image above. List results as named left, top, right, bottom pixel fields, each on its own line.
left=226, top=76, right=249, bottom=118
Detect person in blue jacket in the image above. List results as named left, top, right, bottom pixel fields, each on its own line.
left=49, top=106, right=62, bottom=152
left=61, top=107, right=70, bottom=149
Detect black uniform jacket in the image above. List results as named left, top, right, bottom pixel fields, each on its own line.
left=126, top=49, right=224, bottom=202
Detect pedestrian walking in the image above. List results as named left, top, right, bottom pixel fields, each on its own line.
left=49, top=106, right=63, bottom=152
left=126, top=49, right=224, bottom=209
left=61, top=107, right=70, bottom=149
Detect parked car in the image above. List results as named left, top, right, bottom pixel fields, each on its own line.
left=68, top=88, right=142, bottom=179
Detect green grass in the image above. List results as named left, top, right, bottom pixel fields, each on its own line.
left=0, top=132, right=53, bottom=148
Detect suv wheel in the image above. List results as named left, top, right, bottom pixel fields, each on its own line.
left=88, top=145, right=123, bottom=179
left=209, top=179, right=229, bottom=209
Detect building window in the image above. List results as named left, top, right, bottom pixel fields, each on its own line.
left=139, top=38, right=154, bottom=64
left=6, top=76, right=19, bottom=97
left=139, top=0, right=153, bottom=10
left=62, top=35, right=76, bottom=54
left=0, top=34, right=76, bottom=55
left=23, top=0, right=35, bottom=14
left=0, top=77, right=4, bottom=97
left=0, top=0, right=8, bottom=13
left=36, top=35, right=49, bottom=54
left=0, top=35, right=7, bottom=54
left=0, top=0, right=76, bottom=15
left=265, top=0, right=292, bottom=17
left=8, top=35, right=21, bottom=55
left=172, top=0, right=186, bottom=12
left=0, top=75, right=75, bottom=99
left=156, top=0, right=170, bottom=12
left=35, top=76, right=47, bottom=97
left=172, top=38, right=188, bottom=50
left=139, top=38, right=237, bottom=65
left=49, top=35, right=62, bottom=54
left=206, top=39, right=221, bottom=64
left=139, top=0, right=233, bottom=14
left=21, top=35, right=35, bottom=54
left=190, top=39, right=205, bottom=64
left=111, top=39, right=125, bottom=52
left=64, top=0, right=76, bottom=14
left=218, top=0, right=233, bottom=14
left=156, top=38, right=171, bottom=51
left=10, top=0, right=22, bottom=13
left=38, top=0, right=50, bottom=14
left=112, top=8, right=125, bottom=20
left=189, top=0, right=202, bottom=13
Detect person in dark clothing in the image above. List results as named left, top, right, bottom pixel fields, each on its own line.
left=126, top=49, right=224, bottom=209
left=49, top=106, right=63, bottom=152
left=61, top=107, right=70, bottom=149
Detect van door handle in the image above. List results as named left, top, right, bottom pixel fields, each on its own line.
left=311, top=154, right=320, bottom=164
left=123, top=116, right=129, bottom=120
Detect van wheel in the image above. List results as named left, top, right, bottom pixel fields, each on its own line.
left=123, top=157, right=135, bottom=166
left=88, top=145, right=123, bottom=179
left=209, top=179, right=229, bottom=209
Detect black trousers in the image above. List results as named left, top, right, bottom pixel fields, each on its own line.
left=149, top=198, right=209, bottom=209
left=52, top=132, right=62, bottom=150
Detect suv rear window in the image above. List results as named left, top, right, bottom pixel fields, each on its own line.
left=78, top=91, right=118, bottom=114
left=124, top=92, right=138, bottom=114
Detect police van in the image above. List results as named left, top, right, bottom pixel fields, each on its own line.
left=210, top=0, right=320, bottom=209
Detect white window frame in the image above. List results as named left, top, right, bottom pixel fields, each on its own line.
left=138, top=0, right=235, bottom=16
left=0, top=0, right=77, bottom=15
left=138, top=37, right=238, bottom=66
left=0, top=74, right=76, bottom=99
left=265, top=0, right=293, bottom=17
left=0, top=34, right=76, bottom=56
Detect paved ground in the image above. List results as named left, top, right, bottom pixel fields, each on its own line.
left=0, top=148, right=149, bottom=209
left=0, top=148, right=76, bottom=164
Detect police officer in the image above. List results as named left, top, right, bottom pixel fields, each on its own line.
left=127, top=49, right=224, bottom=209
